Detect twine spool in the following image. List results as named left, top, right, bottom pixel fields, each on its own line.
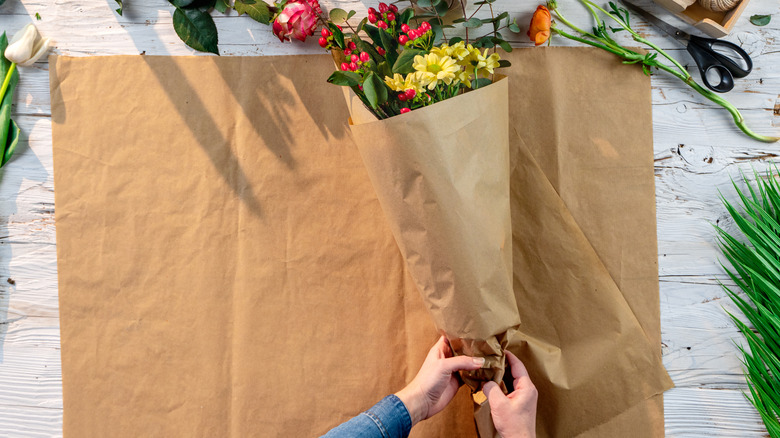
left=698, top=0, right=740, bottom=12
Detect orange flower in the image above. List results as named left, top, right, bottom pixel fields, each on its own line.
left=528, top=5, right=551, bottom=46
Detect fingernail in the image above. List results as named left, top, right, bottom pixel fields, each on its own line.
left=473, top=357, right=485, bottom=367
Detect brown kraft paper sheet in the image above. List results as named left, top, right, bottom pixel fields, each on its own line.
left=50, top=48, right=670, bottom=438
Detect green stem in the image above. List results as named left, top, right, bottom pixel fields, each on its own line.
left=0, top=63, right=16, bottom=104
left=581, top=0, right=689, bottom=77
left=554, top=27, right=779, bottom=143
left=552, top=27, right=636, bottom=59
left=657, top=63, right=779, bottom=142
left=552, top=7, right=624, bottom=54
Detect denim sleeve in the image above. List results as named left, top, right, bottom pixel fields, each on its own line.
left=320, top=395, right=412, bottom=438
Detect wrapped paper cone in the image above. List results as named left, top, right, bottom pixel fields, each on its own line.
left=349, top=77, right=519, bottom=387
left=349, top=78, right=518, bottom=437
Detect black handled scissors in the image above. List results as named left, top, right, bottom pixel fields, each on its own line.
left=622, top=0, right=752, bottom=93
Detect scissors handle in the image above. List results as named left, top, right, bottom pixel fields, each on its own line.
left=687, top=35, right=753, bottom=93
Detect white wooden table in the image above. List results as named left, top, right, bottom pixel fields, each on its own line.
left=1, top=0, right=779, bottom=436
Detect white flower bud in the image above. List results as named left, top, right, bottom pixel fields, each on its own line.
left=4, top=24, right=52, bottom=67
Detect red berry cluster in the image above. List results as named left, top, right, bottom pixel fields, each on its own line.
left=339, top=41, right=373, bottom=72
left=398, top=21, right=431, bottom=46
left=397, top=88, right=416, bottom=102
left=318, top=25, right=343, bottom=48
left=368, top=3, right=398, bottom=30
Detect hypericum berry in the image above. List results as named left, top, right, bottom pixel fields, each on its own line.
left=368, top=13, right=378, bottom=24
left=358, top=85, right=363, bottom=90
left=337, top=25, right=342, bottom=30
left=404, top=88, right=416, bottom=99
left=389, top=4, right=398, bottom=13
left=344, top=49, right=352, bottom=55
left=368, top=7, right=377, bottom=15
left=376, top=46, right=385, bottom=55
left=401, top=24, right=410, bottom=33
left=322, top=28, right=331, bottom=37
left=340, top=62, right=349, bottom=71
left=348, top=41, right=357, bottom=50
left=408, top=30, right=417, bottom=40
left=398, top=35, right=408, bottom=45
left=377, top=20, right=388, bottom=29
left=350, top=54, right=359, bottom=63
left=421, top=22, right=431, bottom=31
left=349, top=61, right=358, bottom=71
left=319, top=37, right=328, bottom=47
left=400, top=107, right=411, bottom=114
left=359, top=51, right=370, bottom=62
left=398, top=93, right=407, bottom=102
left=387, top=12, right=395, bottom=22
left=378, top=2, right=388, bottom=13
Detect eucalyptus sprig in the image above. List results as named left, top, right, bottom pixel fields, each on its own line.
left=545, top=0, right=779, bottom=143
left=717, top=169, right=780, bottom=436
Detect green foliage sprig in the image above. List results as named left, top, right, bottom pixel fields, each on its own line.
left=718, top=170, right=780, bottom=436
left=545, top=0, right=779, bottom=143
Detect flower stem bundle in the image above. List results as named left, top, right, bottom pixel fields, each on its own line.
left=533, top=0, right=779, bottom=143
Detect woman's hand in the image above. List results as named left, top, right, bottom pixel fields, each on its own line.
left=395, top=335, right=485, bottom=426
left=483, top=350, right=538, bottom=438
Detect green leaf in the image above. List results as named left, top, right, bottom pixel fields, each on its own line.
left=330, top=8, right=348, bottom=23
left=378, top=29, right=397, bottom=67
left=498, top=59, right=511, bottom=68
left=0, top=33, right=20, bottom=161
left=170, top=0, right=199, bottom=7
left=463, top=17, right=483, bottom=28
left=750, top=14, right=771, bottom=26
left=363, top=24, right=382, bottom=47
left=471, top=78, right=491, bottom=88
left=392, top=48, right=423, bottom=75
left=347, top=10, right=356, bottom=20
left=376, top=61, right=392, bottom=79
left=234, top=0, right=271, bottom=24
left=2, top=119, right=19, bottom=167
left=327, top=22, right=345, bottom=49
left=214, top=0, right=230, bottom=13
left=35, top=12, right=42, bottom=20
left=508, top=20, right=520, bottom=33
left=356, top=16, right=368, bottom=34
left=327, top=71, right=362, bottom=86
left=362, top=72, right=387, bottom=109
left=398, top=7, right=414, bottom=25
left=172, top=7, right=219, bottom=54
left=449, top=37, right=464, bottom=45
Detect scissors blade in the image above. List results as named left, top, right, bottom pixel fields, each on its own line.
left=620, top=0, right=690, bottom=42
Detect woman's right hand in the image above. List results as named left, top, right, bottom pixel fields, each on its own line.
left=482, top=350, right=538, bottom=438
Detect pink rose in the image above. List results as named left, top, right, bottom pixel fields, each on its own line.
left=272, top=0, right=322, bottom=43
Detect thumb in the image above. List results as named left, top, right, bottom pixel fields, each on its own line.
left=483, top=381, right=506, bottom=407
left=441, top=355, right=485, bottom=374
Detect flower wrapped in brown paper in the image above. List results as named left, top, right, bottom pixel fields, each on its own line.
left=347, top=77, right=519, bottom=427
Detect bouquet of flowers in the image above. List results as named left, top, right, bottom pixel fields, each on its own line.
left=318, top=3, right=522, bottom=436
left=321, top=2, right=511, bottom=119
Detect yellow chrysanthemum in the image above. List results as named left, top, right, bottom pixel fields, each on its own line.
left=455, top=69, right=472, bottom=87
left=384, top=73, right=406, bottom=91
left=384, top=73, right=423, bottom=93
left=430, top=44, right=453, bottom=58
left=449, top=41, right=470, bottom=61
left=476, top=52, right=501, bottom=78
left=412, top=53, right=459, bottom=90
